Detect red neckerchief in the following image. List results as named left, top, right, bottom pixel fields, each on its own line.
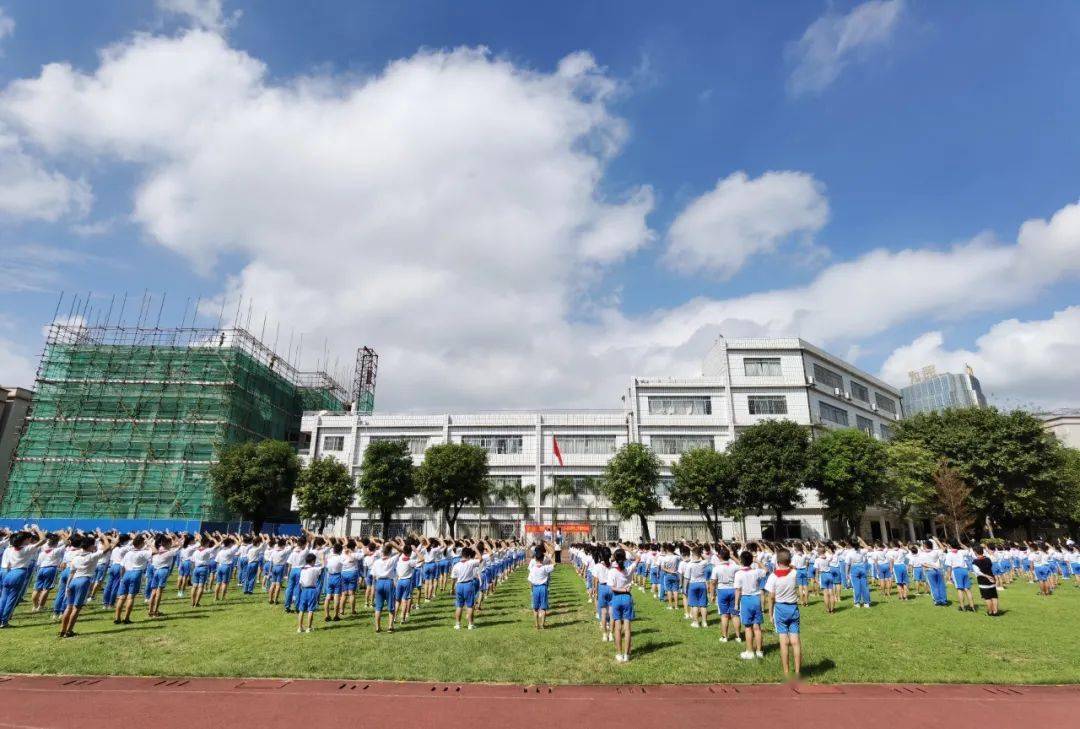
left=774, top=568, right=792, bottom=577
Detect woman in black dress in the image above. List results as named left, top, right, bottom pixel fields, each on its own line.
left=971, top=545, right=999, bottom=616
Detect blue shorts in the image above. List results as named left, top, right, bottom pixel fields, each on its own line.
left=192, top=565, right=210, bottom=586
left=365, top=573, right=375, bottom=587
left=597, top=584, right=613, bottom=610
left=611, top=592, right=634, bottom=621
left=326, top=573, right=342, bottom=596
left=119, top=569, right=144, bottom=597
left=215, top=565, right=232, bottom=584
left=687, top=582, right=708, bottom=608
left=455, top=579, right=478, bottom=608
left=795, top=568, right=809, bottom=587
left=150, top=566, right=171, bottom=590
left=297, top=586, right=320, bottom=612
left=93, top=562, right=108, bottom=583
left=270, top=564, right=286, bottom=585
left=716, top=587, right=736, bottom=616
left=893, top=565, right=908, bottom=585
left=531, top=583, right=549, bottom=611
left=395, top=578, right=414, bottom=601
left=374, top=578, right=395, bottom=612
left=773, top=603, right=800, bottom=634
left=1034, top=565, right=1051, bottom=581
left=914, top=566, right=925, bottom=582
left=422, top=563, right=436, bottom=580
left=66, top=576, right=93, bottom=608
left=953, top=568, right=971, bottom=590
left=178, top=560, right=192, bottom=578
left=341, top=570, right=359, bottom=592
left=662, top=573, right=680, bottom=593
left=34, top=566, right=59, bottom=590
left=819, top=572, right=835, bottom=590
left=739, top=594, right=763, bottom=626
left=874, top=565, right=890, bottom=580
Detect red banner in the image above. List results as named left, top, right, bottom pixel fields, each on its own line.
left=525, top=522, right=592, bottom=534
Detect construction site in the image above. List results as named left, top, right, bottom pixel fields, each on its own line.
left=0, top=296, right=373, bottom=526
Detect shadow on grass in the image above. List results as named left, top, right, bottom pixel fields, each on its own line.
left=800, top=658, right=836, bottom=678
left=631, top=640, right=678, bottom=658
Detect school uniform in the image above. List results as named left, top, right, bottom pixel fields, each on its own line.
left=215, top=545, right=239, bottom=585
left=712, top=558, right=739, bottom=616
left=102, top=544, right=131, bottom=607
left=451, top=558, right=480, bottom=608
left=848, top=548, right=871, bottom=606
left=149, top=548, right=179, bottom=591
left=685, top=559, right=709, bottom=608
left=946, top=549, right=972, bottom=590
left=65, top=547, right=111, bottom=608
left=606, top=560, right=638, bottom=621
left=591, top=562, right=612, bottom=617
left=734, top=566, right=765, bottom=626
left=920, top=548, right=948, bottom=605
left=528, top=559, right=555, bottom=611
left=891, top=549, right=909, bottom=585
left=242, top=544, right=264, bottom=593
left=660, top=553, right=680, bottom=598
left=119, top=547, right=152, bottom=596
left=296, top=565, right=322, bottom=613
left=764, top=568, right=800, bottom=634
left=340, top=552, right=360, bottom=593
left=370, top=554, right=398, bottom=612
left=284, top=547, right=311, bottom=609
left=0, top=542, right=41, bottom=625
left=189, top=545, right=217, bottom=587
left=34, top=544, right=66, bottom=591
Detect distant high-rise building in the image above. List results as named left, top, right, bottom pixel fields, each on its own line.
left=900, top=364, right=987, bottom=415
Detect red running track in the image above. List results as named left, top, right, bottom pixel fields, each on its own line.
left=1, top=676, right=1077, bottom=728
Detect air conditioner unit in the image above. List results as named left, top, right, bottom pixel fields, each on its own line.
left=871, top=404, right=878, bottom=412
left=807, top=377, right=815, bottom=386
left=844, top=391, right=851, bottom=400
left=833, top=387, right=841, bottom=396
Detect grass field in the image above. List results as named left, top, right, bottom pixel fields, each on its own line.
left=2, top=565, right=1079, bottom=684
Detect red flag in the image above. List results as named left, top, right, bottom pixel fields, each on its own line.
left=552, top=435, right=564, bottom=467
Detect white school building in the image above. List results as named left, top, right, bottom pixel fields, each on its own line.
left=299, top=337, right=905, bottom=542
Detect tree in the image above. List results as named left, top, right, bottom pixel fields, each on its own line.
left=357, top=439, right=415, bottom=538
left=933, top=462, right=973, bottom=540
left=882, top=441, right=937, bottom=540
left=209, top=439, right=300, bottom=532
left=542, top=476, right=591, bottom=537
left=415, top=442, right=488, bottom=537
left=600, top=443, right=661, bottom=540
left=668, top=448, right=741, bottom=541
left=806, top=429, right=889, bottom=538
left=728, top=420, right=810, bottom=539
left=895, top=408, right=1064, bottom=537
left=295, top=456, right=355, bottom=532
left=493, top=478, right=532, bottom=536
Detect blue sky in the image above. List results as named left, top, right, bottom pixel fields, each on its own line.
left=1, top=1, right=1078, bottom=411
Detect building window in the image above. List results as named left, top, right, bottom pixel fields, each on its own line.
left=813, top=364, right=844, bottom=390
left=819, top=402, right=849, bottom=427
left=850, top=381, right=870, bottom=403
left=647, top=396, right=712, bottom=416
left=650, top=435, right=714, bottom=455
left=879, top=423, right=894, bottom=440
left=747, top=395, right=788, bottom=415
left=874, top=393, right=897, bottom=414
left=323, top=435, right=345, bottom=452
left=856, top=415, right=874, bottom=436
left=369, top=435, right=429, bottom=456
left=657, top=476, right=674, bottom=496
left=463, top=435, right=523, bottom=455
left=743, top=357, right=782, bottom=377
left=555, top=435, right=616, bottom=455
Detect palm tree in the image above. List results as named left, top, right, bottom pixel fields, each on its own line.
left=494, top=479, right=532, bottom=537
left=541, top=476, right=590, bottom=539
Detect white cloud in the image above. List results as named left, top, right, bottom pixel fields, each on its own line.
left=0, top=32, right=654, bottom=410
left=0, top=128, right=91, bottom=221
left=788, top=0, right=904, bottom=96
left=0, top=330, right=35, bottom=387
left=664, top=170, right=829, bottom=279
left=0, top=8, right=14, bottom=50
left=879, top=307, right=1080, bottom=408
left=156, top=0, right=234, bottom=33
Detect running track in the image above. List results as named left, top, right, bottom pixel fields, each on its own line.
left=1, top=676, right=1077, bottom=728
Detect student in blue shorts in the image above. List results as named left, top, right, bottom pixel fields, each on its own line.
left=607, top=547, right=639, bottom=663
left=733, top=550, right=766, bottom=660
left=765, top=549, right=802, bottom=680
left=451, top=547, right=481, bottom=630
left=295, top=553, right=321, bottom=634
left=527, top=544, right=555, bottom=630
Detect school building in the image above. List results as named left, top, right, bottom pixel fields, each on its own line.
left=300, top=337, right=907, bottom=542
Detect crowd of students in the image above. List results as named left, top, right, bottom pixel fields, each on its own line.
left=0, top=527, right=528, bottom=636
left=1, top=525, right=1077, bottom=681
left=571, top=536, right=1080, bottom=677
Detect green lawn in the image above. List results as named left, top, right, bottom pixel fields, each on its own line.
left=2, top=565, right=1078, bottom=684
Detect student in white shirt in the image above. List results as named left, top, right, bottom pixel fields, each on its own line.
left=764, top=549, right=802, bottom=680
left=394, top=542, right=419, bottom=626
left=59, top=532, right=117, bottom=638
left=450, top=547, right=481, bottom=630
left=113, top=534, right=153, bottom=625
left=0, top=528, right=47, bottom=628
left=147, top=534, right=182, bottom=618
left=189, top=534, right=222, bottom=608
left=733, top=550, right=766, bottom=660
left=711, top=546, right=742, bottom=642
left=528, top=544, right=556, bottom=630
left=370, top=542, right=401, bottom=633
left=31, top=532, right=66, bottom=613
left=684, top=546, right=710, bottom=628
left=295, top=553, right=321, bottom=633
left=212, top=537, right=240, bottom=602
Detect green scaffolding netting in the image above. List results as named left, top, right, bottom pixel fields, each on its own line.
left=2, top=340, right=346, bottom=520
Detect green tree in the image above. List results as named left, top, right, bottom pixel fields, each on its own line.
left=1058, top=447, right=1080, bottom=528
left=668, top=448, right=740, bottom=541
left=415, top=442, right=488, bottom=537
left=895, top=408, right=1064, bottom=537
left=728, top=420, right=810, bottom=539
left=357, top=439, right=416, bottom=538
left=600, top=443, right=661, bottom=540
left=494, top=478, right=532, bottom=536
left=209, top=439, right=300, bottom=532
left=542, top=476, right=591, bottom=536
left=933, top=462, right=973, bottom=540
left=295, top=456, right=355, bottom=532
left=883, top=440, right=937, bottom=540
left=806, top=429, right=889, bottom=538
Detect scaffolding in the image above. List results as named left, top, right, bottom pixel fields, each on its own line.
left=2, top=321, right=349, bottom=521
left=351, top=347, right=378, bottom=415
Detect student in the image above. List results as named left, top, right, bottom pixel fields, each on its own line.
left=450, top=546, right=481, bottom=630
left=32, top=532, right=66, bottom=613
left=733, top=550, right=765, bottom=660
left=947, top=540, right=976, bottom=612
left=891, top=541, right=911, bottom=601
left=971, top=545, right=1000, bottom=616
left=0, top=528, right=47, bottom=628
left=684, top=546, right=709, bottom=628
left=607, top=546, right=639, bottom=663
left=921, top=539, right=948, bottom=606
left=295, top=553, right=321, bottom=633
left=815, top=547, right=835, bottom=613
left=791, top=545, right=810, bottom=607
left=591, top=547, right=614, bottom=641
left=847, top=540, right=871, bottom=608
left=284, top=536, right=312, bottom=612
left=147, top=534, right=181, bottom=618
left=101, top=533, right=131, bottom=609
left=712, top=545, right=741, bottom=641
left=370, top=541, right=400, bottom=633
left=265, top=538, right=293, bottom=606
left=323, top=540, right=345, bottom=622
left=659, top=544, right=680, bottom=611
left=339, top=540, right=361, bottom=616
left=176, top=534, right=196, bottom=597
left=113, top=534, right=152, bottom=625
left=764, top=549, right=802, bottom=680
left=59, top=532, right=117, bottom=638
left=241, top=535, right=267, bottom=595
left=189, top=533, right=221, bottom=607
left=212, top=537, right=240, bottom=602
left=394, top=542, right=418, bottom=626
left=528, top=544, right=555, bottom=630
